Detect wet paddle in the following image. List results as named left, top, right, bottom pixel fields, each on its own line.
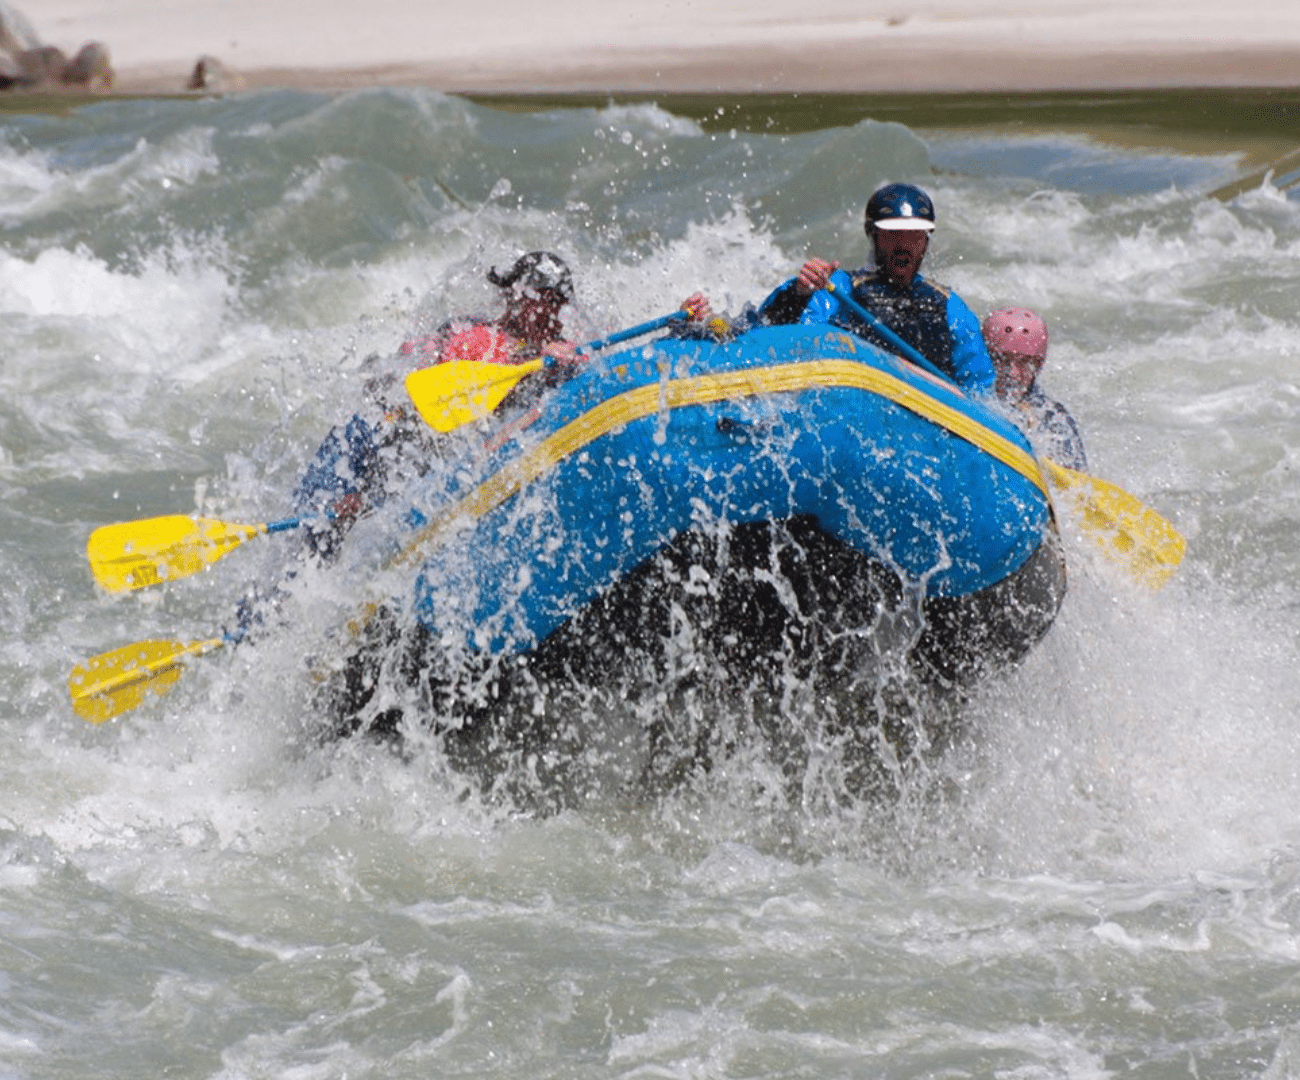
left=1040, top=459, right=1186, bottom=589
left=1208, top=145, right=1300, bottom=203
left=88, top=513, right=318, bottom=593
left=68, top=636, right=228, bottom=723
left=404, top=310, right=688, bottom=432
left=823, top=280, right=1186, bottom=586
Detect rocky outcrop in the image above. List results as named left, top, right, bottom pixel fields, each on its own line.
left=0, top=2, right=114, bottom=90
left=0, top=1, right=244, bottom=95
left=0, top=0, right=37, bottom=57
left=62, top=42, right=114, bottom=89
left=187, top=55, right=245, bottom=93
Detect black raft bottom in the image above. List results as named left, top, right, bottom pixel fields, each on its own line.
left=322, top=515, right=1066, bottom=802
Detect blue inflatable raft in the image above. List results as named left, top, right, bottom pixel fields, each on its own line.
left=331, top=322, right=1066, bottom=746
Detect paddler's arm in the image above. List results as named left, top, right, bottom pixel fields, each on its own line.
left=756, top=258, right=841, bottom=325
left=292, top=411, right=391, bottom=561
left=520, top=339, right=583, bottom=392
left=945, top=293, right=997, bottom=394
left=539, top=339, right=581, bottom=364
left=798, top=268, right=856, bottom=328
left=1032, top=393, right=1090, bottom=472
left=665, top=292, right=732, bottom=340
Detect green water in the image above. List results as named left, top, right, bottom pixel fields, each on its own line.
left=473, top=86, right=1300, bottom=156
left=477, top=87, right=1300, bottom=199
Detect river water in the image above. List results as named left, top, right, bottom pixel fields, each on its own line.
left=2, top=87, right=1300, bottom=1078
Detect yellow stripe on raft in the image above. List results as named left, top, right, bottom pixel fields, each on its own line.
left=390, top=357, right=1043, bottom=571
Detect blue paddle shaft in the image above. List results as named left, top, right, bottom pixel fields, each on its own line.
left=824, top=281, right=950, bottom=383
left=264, top=503, right=339, bottom=534
left=578, top=310, right=689, bottom=356
left=532, top=310, right=690, bottom=371
left=264, top=517, right=304, bottom=534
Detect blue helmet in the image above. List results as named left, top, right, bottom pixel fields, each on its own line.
left=864, top=183, right=936, bottom=234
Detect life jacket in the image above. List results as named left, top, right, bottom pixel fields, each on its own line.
left=845, top=270, right=956, bottom=380
left=437, top=323, right=514, bottom=365
left=398, top=319, right=517, bottom=366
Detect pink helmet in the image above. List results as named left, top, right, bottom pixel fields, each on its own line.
left=982, top=308, right=1048, bottom=361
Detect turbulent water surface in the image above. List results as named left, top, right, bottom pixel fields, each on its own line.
left=2, top=87, right=1300, bottom=1078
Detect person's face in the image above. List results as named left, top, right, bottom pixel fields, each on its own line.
left=992, top=350, right=1043, bottom=402
left=872, top=227, right=930, bottom=286
left=503, top=288, right=566, bottom=344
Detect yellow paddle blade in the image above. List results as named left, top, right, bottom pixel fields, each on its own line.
left=1042, top=459, right=1186, bottom=589
left=405, top=358, right=544, bottom=432
left=67, top=637, right=225, bottom=723
left=88, top=516, right=264, bottom=592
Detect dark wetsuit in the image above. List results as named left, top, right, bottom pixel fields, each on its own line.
left=1014, top=387, right=1089, bottom=471
left=293, top=371, right=440, bottom=561
left=757, top=267, right=995, bottom=393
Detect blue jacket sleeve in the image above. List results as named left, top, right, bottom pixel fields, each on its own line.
left=1034, top=394, right=1090, bottom=471
left=1053, top=410, right=1089, bottom=472
left=293, top=413, right=381, bottom=514
left=797, top=269, right=855, bottom=327
left=945, top=293, right=996, bottom=394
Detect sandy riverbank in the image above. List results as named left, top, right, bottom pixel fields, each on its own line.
left=26, top=0, right=1300, bottom=95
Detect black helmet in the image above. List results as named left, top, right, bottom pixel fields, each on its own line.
left=864, top=183, right=936, bottom=234
left=487, top=250, right=574, bottom=303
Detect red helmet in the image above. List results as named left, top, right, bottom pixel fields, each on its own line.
left=982, top=308, right=1048, bottom=361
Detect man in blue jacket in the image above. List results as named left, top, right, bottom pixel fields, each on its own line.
left=757, top=182, right=995, bottom=394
